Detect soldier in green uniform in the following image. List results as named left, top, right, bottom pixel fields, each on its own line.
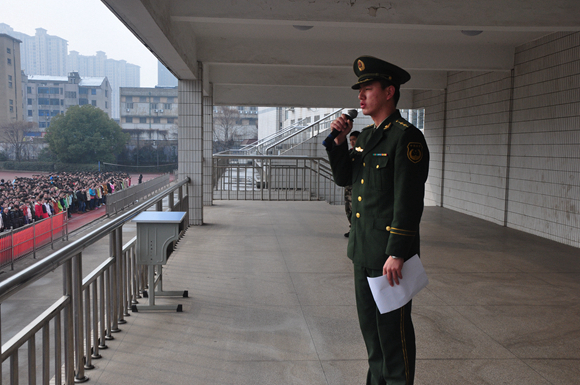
left=344, top=130, right=360, bottom=237
left=326, top=56, right=429, bottom=385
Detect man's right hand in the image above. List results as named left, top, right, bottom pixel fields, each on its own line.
left=330, top=114, right=354, bottom=145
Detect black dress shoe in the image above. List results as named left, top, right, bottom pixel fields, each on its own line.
left=344, top=232, right=350, bottom=237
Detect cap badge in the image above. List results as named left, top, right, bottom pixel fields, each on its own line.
left=407, top=142, right=423, bottom=163
left=357, top=60, right=365, bottom=72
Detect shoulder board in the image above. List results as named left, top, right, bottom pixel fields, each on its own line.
left=394, top=119, right=412, bottom=131
left=361, top=124, right=374, bottom=131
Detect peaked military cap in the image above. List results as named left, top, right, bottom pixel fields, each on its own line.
left=351, top=56, right=411, bottom=89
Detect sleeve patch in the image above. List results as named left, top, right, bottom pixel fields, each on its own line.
left=407, top=142, right=424, bottom=163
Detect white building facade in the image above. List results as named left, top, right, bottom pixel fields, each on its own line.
left=68, top=51, right=140, bottom=120
left=25, top=72, right=112, bottom=129
left=0, top=24, right=67, bottom=77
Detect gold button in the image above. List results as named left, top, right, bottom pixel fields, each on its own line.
left=358, top=196, right=362, bottom=201
left=363, top=162, right=365, bottom=167
left=376, top=165, right=379, bottom=169
left=386, top=226, right=391, bottom=231
left=361, top=179, right=364, bottom=184
left=356, top=213, right=360, bottom=218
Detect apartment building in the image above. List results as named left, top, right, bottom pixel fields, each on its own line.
left=119, top=86, right=178, bottom=141
left=0, top=33, right=23, bottom=125
left=25, top=72, right=112, bottom=129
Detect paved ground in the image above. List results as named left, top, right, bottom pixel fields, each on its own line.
left=39, top=200, right=579, bottom=385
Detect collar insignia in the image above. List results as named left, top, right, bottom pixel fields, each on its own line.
left=355, top=146, right=363, bottom=152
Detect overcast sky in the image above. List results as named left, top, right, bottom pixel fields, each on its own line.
left=2, top=0, right=158, bottom=87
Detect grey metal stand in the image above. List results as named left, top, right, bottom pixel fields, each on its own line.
left=131, top=265, right=186, bottom=312
left=131, top=211, right=188, bottom=312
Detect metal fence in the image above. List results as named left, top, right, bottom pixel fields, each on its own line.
left=0, top=212, right=68, bottom=270
left=105, top=174, right=171, bottom=216
left=212, top=154, right=345, bottom=205
left=0, top=178, right=189, bottom=385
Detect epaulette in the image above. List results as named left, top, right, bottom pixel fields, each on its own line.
left=394, top=119, right=411, bottom=131
left=361, top=124, right=374, bottom=132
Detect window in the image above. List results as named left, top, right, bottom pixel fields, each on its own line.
left=139, top=117, right=146, bottom=123
left=38, top=87, right=50, bottom=94
left=9, top=106, right=13, bottom=113
left=126, top=103, right=134, bottom=109
left=153, top=118, right=160, bottom=123
left=150, top=103, right=156, bottom=109
left=7, top=58, right=11, bottom=65
left=8, top=75, right=12, bottom=81
left=6, top=48, right=10, bottom=54
left=27, top=87, right=32, bottom=94
left=105, top=90, right=108, bottom=97
left=27, top=99, right=32, bottom=105
left=91, top=100, right=97, bottom=106
left=28, top=110, right=33, bottom=117
left=153, top=96, right=160, bottom=102
left=9, top=100, right=13, bottom=106
left=126, top=117, right=133, bottom=123
left=50, top=99, right=60, bottom=106
left=65, top=91, right=77, bottom=98
left=79, top=99, right=88, bottom=105
left=38, top=110, right=49, bottom=116
left=139, top=96, right=146, bottom=102
left=39, top=122, right=47, bottom=128
left=167, top=118, right=175, bottom=124
left=164, top=103, right=172, bottom=109
left=79, top=88, right=88, bottom=94
left=8, top=81, right=12, bottom=88
left=38, top=98, right=50, bottom=105
left=91, top=89, right=96, bottom=95
left=51, top=110, right=59, bottom=116
left=105, top=102, right=108, bottom=108
left=166, top=97, right=174, bottom=103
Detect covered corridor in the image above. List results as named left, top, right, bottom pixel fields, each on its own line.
left=79, top=200, right=580, bottom=385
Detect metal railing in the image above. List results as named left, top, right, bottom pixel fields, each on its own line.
left=0, top=178, right=190, bottom=385
left=212, top=154, right=344, bottom=205
left=105, top=174, right=171, bottom=216
left=235, top=109, right=343, bottom=155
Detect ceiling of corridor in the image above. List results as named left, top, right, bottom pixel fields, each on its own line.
left=102, top=0, right=580, bottom=108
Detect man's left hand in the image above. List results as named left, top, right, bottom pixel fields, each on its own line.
left=383, top=256, right=404, bottom=286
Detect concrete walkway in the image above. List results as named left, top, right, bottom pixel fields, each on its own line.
left=82, top=201, right=580, bottom=385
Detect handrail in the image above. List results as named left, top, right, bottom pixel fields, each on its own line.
left=229, top=109, right=343, bottom=156
left=0, top=177, right=190, bottom=304
left=263, top=109, right=342, bottom=155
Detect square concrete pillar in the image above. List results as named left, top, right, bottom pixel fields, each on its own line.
left=178, top=79, right=203, bottom=225
left=203, top=94, right=213, bottom=206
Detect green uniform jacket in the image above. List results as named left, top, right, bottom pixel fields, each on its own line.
left=327, top=110, right=429, bottom=269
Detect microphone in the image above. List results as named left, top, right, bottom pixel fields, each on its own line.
left=322, top=109, right=358, bottom=149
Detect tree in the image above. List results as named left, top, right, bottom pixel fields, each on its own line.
left=214, top=106, right=241, bottom=151
left=45, top=105, right=129, bottom=164
left=0, top=121, right=37, bottom=161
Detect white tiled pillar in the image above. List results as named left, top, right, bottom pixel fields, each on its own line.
left=178, top=79, right=203, bottom=225
left=203, top=93, right=213, bottom=206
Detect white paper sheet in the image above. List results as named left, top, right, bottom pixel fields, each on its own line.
left=367, top=254, right=428, bottom=314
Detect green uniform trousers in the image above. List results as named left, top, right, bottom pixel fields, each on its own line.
left=354, top=264, right=416, bottom=385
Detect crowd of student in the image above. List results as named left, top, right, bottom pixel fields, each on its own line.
left=0, top=172, right=132, bottom=232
